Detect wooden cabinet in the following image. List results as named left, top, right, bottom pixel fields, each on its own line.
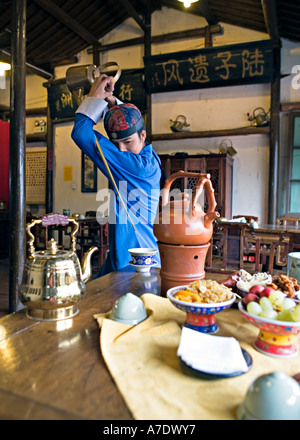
left=159, top=153, right=234, bottom=219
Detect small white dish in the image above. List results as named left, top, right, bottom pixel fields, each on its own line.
left=129, top=261, right=158, bottom=272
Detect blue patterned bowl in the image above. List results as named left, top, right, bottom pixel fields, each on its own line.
left=128, top=248, right=157, bottom=266
left=167, top=285, right=235, bottom=334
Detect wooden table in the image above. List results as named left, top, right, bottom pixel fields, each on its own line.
left=0, top=268, right=228, bottom=420
left=1, top=267, right=299, bottom=421
left=210, top=222, right=300, bottom=273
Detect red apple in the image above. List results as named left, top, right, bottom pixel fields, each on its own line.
left=260, top=286, right=275, bottom=298
left=249, top=284, right=265, bottom=296
left=242, top=293, right=259, bottom=306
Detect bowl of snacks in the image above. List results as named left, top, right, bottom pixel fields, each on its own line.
left=238, top=286, right=300, bottom=358
left=235, top=271, right=273, bottom=297
left=269, top=274, right=300, bottom=301
left=234, top=271, right=300, bottom=301
left=167, top=279, right=235, bottom=334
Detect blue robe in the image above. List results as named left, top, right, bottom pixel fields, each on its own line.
left=71, top=111, right=161, bottom=276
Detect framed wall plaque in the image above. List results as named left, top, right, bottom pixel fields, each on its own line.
left=81, top=152, right=97, bottom=193
left=26, top=148, right=47, bottom=204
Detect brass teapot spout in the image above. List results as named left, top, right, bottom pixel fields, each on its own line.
left=81, top=246, right=98, bottom=283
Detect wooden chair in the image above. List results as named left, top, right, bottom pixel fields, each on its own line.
left=243, top=231, right=289, bottom=274
left=276, top=217, right=300, bottom=228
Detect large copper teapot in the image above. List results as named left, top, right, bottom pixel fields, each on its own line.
left=154, top=171, right=220, bottom=246
left=20, top=213, right=97, bottom=321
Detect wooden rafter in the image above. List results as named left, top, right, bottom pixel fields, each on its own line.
left=32, top=0, right=100, bottom=46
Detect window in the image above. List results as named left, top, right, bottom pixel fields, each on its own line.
left=287, top=113, right=300, bottom=214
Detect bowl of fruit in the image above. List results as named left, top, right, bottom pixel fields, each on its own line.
left=239, top=285, right=300, bottom=358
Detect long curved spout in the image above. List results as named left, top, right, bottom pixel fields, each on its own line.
left=82, top=246, right=98, bottom=283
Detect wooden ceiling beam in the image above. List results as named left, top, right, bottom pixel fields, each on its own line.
left=117, top=0, right=147, bottom=32
left=88, top=24, right=222, bottom=53
left=260, top=0, right=280, bottom=41
left=32, top=0, right=100, bottom=46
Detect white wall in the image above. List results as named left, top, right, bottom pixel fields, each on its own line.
left=53, top=121, right=108, bottom=215
left=22, top=6, right=300, bottom=222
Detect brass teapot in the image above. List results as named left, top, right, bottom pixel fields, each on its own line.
left=66, top=62, right=121, bottom=105
left=20, top=213, right=97, bottom=321
left=154, top=171, right=220, bottom=246
left=248, top=107, right=270, bottom=127
left=169, top=115, right=190, bottom=132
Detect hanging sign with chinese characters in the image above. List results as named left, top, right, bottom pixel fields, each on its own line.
left=46, top=71, right=146, bottom=121
left=143, top=39, right=274, bottom=94
left=47, top=82, right=78, bottom=120
left=114, top=71, right=146, bottom=111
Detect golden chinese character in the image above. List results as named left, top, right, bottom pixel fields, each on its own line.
left=242, top=48, right=265, bottom=77
left=189, top=55, right=210, bottom=83
left=119, top=84, right=134, bottom=101
left=162, top=60, right=184, bottom=86
left=215, top=51, right=237, bottom=80
left=61, top=92, right=73, bottom=108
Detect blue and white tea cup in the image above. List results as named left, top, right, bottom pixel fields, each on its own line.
left=128, top=248, right=157, bottom=266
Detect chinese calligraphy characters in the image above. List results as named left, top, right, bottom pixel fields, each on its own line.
left=145, top=40, right=272, bottom=93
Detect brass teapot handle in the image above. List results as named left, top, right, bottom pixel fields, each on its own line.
left=26, top=213, right=79, bottom=256
left=161, top=170, right=217, bottom=217
left=93, top=61, right=121, bottom=84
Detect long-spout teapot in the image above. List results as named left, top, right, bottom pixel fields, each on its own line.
left=20, top=213, right=97, bottom=321
left=154, top=171, right=220, bottom=246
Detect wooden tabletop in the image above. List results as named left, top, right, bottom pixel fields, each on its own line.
left=216, top=221, right=300, bottom=234
left=0, top=267, right=229, bottom=420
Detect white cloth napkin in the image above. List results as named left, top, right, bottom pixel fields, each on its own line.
left=177, top=327, right=249, bottom=375
left=226, top=217, right=247, bottom=223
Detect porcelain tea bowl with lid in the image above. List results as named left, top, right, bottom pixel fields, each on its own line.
left=238, top=301, right=300, bottom=358
left=237, top=371, right=300, bottom=420
left=109, top=293, right=147, bottom=325
left=128, top=248, right=158, bottom=272
left=167, top=285, right=235, bottom=334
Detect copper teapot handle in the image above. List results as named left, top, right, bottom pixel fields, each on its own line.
left=26, top=214, right=79, bottom=256
left=191, top=175, right=217, bottom=217
left=161, top=170, right=217, bottom=216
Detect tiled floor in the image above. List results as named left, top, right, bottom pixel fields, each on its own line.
left=0, top=258, right=9, bottom=318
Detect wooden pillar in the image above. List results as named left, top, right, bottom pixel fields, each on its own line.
left=261, top=0, right=281, bottom=224
left=92, top=43, right=100, bottom=67
left=269, top=42, right=281, bottom=224
left=144, top=7, right=151, bottom=141
left=9, top=0, right=27, bottom=312
left=46, top=106, right=53, bottom=213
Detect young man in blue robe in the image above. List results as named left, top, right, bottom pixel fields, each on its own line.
left=71, top=74, right=162, bottom=276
